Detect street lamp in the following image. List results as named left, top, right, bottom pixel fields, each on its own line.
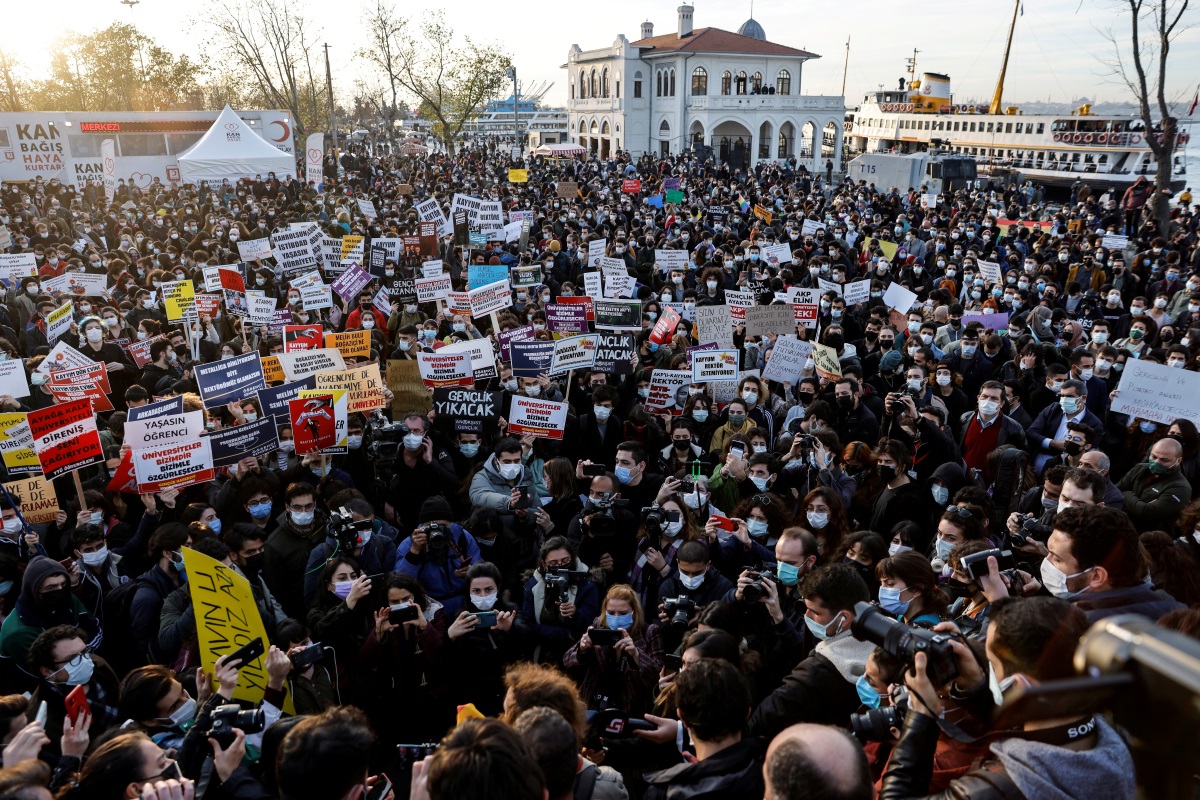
left=506, top=66, right=520, bottom=157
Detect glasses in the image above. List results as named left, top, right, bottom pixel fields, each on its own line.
left=752, top=494, right=773, bottom=506
left=54, top=646, right=94, bottom=668
left=943, top=505, right=975, bottom=520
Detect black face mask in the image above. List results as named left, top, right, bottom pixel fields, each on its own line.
left=673, top=439, right=692, bottom=451
left=40, top=587, right=71, bottom=611
left=878, top=464, right=897, bottom=483
left=797, top=392, right=815, bottom=405
left=942, top=579, right=975, bottom=601
left=242, top=552, right=266, bottom=575
left=864, top=330, right=878, bottom=343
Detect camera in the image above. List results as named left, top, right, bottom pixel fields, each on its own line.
left=851, top=602, right=960, bottom=686
left=850, top=686, right=908, bottom=742
left=678, top=478, right=695, bottom=493
left=663, top=596, right=698, bottom=625
left=289, top=642, right=324, bottom=670
left=365, top=410, right=407, bottom=462
left=423, top=522, right=452, bottom=556
left=641, top=504, right=679, bottom=538
left=397, top=743, right=439, bottom=773
left=584, top=493, right=625, bottom=538
left=205, top=704, right=265, bottom=748
left=544, top=568, right=589, bottom=606
left=960, top=548, right=1025, bottom=596
left=329, top=506, right=370, bottom=554
left=742, top=569, right=779, bottom=604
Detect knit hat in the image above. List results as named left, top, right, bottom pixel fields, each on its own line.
left=880, top=350, right=904, bottom=372
left=548, top=240, right=561, bottom=253
left=419, top=496, right=453, bottom=524
left=488, top=256, right=501, bottom=265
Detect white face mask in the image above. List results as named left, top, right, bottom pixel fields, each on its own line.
left=497, top=462, right=523, bottom=480
left=471, top=591, right=499, bottom=611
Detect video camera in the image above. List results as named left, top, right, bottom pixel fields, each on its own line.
left=365, top=410, right=407, bottom=462
left=959, top=547, right=1024, bottom=596
left=640, top=504, right=679, bottom=538
left=204, top=704, right=265, bottom=748
left=584, top=710, right=656, bottom=750
left=329, top=506, right=372, bottom=554
left=663, top=596, right=698, bottom=625
left=584, top=493, right=626, bottom=538
left=742, top=568, right=780, bottom=604
left=851, top=602, right=960, bottom=687
left=544, top=568, right=589, bottom=606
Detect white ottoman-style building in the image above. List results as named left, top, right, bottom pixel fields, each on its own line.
left=564, top=5, right=845, bottom=170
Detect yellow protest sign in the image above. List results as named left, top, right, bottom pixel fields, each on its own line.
left=753, top=205, right=773, bottom=225
left=324, top=329, right=371, bottom=360
left=341, top=235, right=364, bottom=261
left=315, top=363, right=386, bottom=413
left=861, top=236, right=898, bottom=261
left=182, top=547, right=271, bottom=703
left=0, top=413, right=39, bottom=475
left=161, top=280, right=196, bottom=322
left=261, top=355, right=285, bottom=384
left=508, top=169, right=528, bottom=183
left=812, top=342, right=843, bottom=381
left=3, top=474, right=58, bottom=524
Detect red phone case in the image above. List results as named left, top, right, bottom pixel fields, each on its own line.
left=714, top=516, right=736, bottom=532
left=64, top=684, right=90, bottom=724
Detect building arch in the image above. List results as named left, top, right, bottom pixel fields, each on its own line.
left=689, top=119, right=705, bottom=149
left=579, top=69, right=586, bottom=99
left=736, top=71, right=747, bottom=95
left=778, top=120, right=796, bottom=158
left=601, top=119, right=610, bottom=134
left=758, top=120, right=773, bottom=159
left=669, top=69, right=676, bottom=96
left=590, top=69, right=598, bottom=98
left=579, top=118, right=587, bottom=133
left=590, top=119, right=598, bottom=134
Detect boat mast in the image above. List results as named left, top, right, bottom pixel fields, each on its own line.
left=905, top=49, right=919, bottom=90
left=841, top=36, right=850, bottom=98
left=989, top=0, right=1021, bottom=115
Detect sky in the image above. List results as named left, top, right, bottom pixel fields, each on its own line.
left=2, top=0, right=1198, bottom=112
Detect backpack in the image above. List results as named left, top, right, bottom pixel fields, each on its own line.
left=100, top=577, right=158, bottom=675
left=574, top=764, right=599, bottom=800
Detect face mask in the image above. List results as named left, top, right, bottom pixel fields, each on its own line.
left=498, top=462, right=523, bottom=481
left=1130, top=307, right=1144, bottom=318
left=746, top=518, right=770, bottom=538
left=856, top=674, right=883, bottom=708
left=931, top=482, right=952, bottom=506
left=1148, top=456, right=1175, bottom=475
left=750, top=476, right=770, bottom=492
left=471, top=592, right=499, bottom=611
left=332, top=580, right=354, bottom=599
left=403, top=433, right=425, bottom=451
left=80, top=546, right=109, bottom=567
left=662, top=518, right=684, bottom=538
left=503, top=379, right=519, bottom=392
left=606, top=612, right=634, bottom=630
left=526, top=385, right=542, bottom=397
left=727, top=413, right=746, bottom=427
left=934, top=537, right=955, bottom=561
left=878, top=585, right=911, bottom=616
left=291, top=510, right=315, bottom=527
left=935, top=374, right=952, bottom=387
left=691, top=409, right=709, bottom=423
left=1040, top=560, right=1093, bottom=599
left=888, top=543, right=912, bottom=557
left=1059, top=397, right=1082, bottom=415
left=137, top=331, right=150, bottom=341
left=346, top=435, right=363, bottom=450
left=742, top=390, right=758, bottom=405
left=706, top=280, right=718, bottom=290
left=801, top=507, right=829, bottom=530
left=593, top=405, right=613, bottom=422
left=278, top=439, right=295, bottom=453
left=678, top=571, right=704, bottom=591
left=804, top=612, right=841, bottom=641
left=961, top=344, right=977, bottom=357
left=878, top=464, right=897, bottom=483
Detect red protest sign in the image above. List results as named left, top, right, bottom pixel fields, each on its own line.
left=284, top=325, right=323, bottom=353
left=28, top=399, right=104, bottom=480
left=125, top=334, right=164, bottom=368
left=622, top=179, right=642, bottom=194
left=218, top=268, right=246, bottom=293
left=49, top=362, right=111, bottom=394
left=195, top=293, right=221, bottom=319
left=289, top=395, right=337, bottom=454
left=106, top=449, right=139, bottom=494
left=648, top=305, right=681, bottom=345
left=556, top=295, right=594, bottom=322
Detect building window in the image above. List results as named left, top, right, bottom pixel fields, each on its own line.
left=570, top=85, right=574, bottom=100
left=776, top=70, right=790, bottom=95
left=634, top=74, right=642, bottom=98
left=721, top=71, right=732, bottom=95
left=659, top=119, right=670, bottom=138
left=752, top=72, right=762, bottom=92
left=579, top=69, right=586, bottom=98
left=670, top=70, right=676, bottom=96
left=691, top=66, right=707, bottom=96
left=602, top=68, right=609, bottom=98
left=601, top=120, right=610, bottom=134
left=616, top=79, right=620, bottom=98
left=736, top=71, right=747, bottom=95
left=590, top=69, right=598, bottom=98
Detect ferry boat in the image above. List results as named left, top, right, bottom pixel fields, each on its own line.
left=462, top=83, right=570, bottom=146
left=842, top=0, right=1188, bottom=191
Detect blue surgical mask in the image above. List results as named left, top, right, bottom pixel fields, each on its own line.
left=750, top=476, right=770, bottom=492
left=207, top=518, right=222, bottom=536
left=934, top=537, right=955, bottom=561
left=931, top=485, right=949, bottom=506
left=605, top=612, right=634, bottom=630
left=856, top=674, right=882, bottom=709
left=1059, top=397, right=1082, bottom=415
left=776, top=561, right=801, bottom=586
left=746, top=519, right=769, bottom=538
left=804, top=612, right=840, bottom=641
left=291, top=510, right=315, bottom=527
left=878, top=586, right=911, bottom=616
left=248, top=500, right=272, bottom=520
left=691, top=409, right=709, bottom=423
left=615, top=466, right=635, bottom=484
left=0, top=580, right=12, bottom=596
left=459, top=442, right=480, bottom=458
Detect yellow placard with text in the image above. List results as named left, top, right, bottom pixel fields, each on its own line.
left=508, top=169, right=528, bottom=183
left=3, top=474, right=58, bottom=525
left=0, top=413, right=39, bottom=475
left=261, top=355, right=285, bottom=384
left=314, top=363, right=386, bottom=413
left=324, top=329, right=371, bottom=360
left=340, top=235, right=364, bottom=261
left=812, top=342, right=843, bottom=382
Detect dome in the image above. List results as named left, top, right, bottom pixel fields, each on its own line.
left=737, top=18, right=766, bottom=40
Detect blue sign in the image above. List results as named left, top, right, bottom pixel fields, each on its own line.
left=509, top=340, right=556, bottom=378
left=193, top=352, right=266, bottom=409
left=127, top=395, right=184, bottom=421
left=204, top=417, right=280, bottom=467
left=256, top=376, right=317, bottom=420
left=468, top=263, right=508, bottom=289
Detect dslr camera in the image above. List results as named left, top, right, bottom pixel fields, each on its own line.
left=544, top=568, right=589, bottom=606
left=742, top=569, right=779, bottom=604
left=329, top=506, right=367, bottom=554
left=423, top=522, right=453, bottom=557
left=850, top=686, right=908, bottom=742
left=662, top=596, right=698, bottom=625
left=204, top=704, right=265, bottom=748
left=640, top=504, right=679, bottom=538
left=365, top=410, right=407, bottom=462
left=960, top=547, right=1025, bottom=596
left=851, top=602, right=960, bottom=686
left=584, top=493, right=624, bottom=538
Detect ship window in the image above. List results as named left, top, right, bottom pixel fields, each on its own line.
left=1005, top=123, right=1013, bottom=133
left=1016, top=122, right=1023, bottom=133
left=986, top=123, right=994, bottom=133
left=970, top=122, right=976, bottom=133
left=1036, top=123, right=1044, bottom=134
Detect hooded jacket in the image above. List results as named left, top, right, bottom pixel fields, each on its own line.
left=643, top=737, right=766, bottom=800
left=0, top=557, right=97, bottom=664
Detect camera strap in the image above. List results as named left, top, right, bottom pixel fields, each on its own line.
left=1017, top=716, right=1098, bottom=746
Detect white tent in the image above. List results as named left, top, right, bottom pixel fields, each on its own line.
left=176, top=106, right=296, bottom=184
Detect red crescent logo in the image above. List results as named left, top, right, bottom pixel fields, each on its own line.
left=271, top=120, right=291, bottom=142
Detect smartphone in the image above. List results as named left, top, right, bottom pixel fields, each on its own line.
left=637, top=537, right=653, bottom=553
left=471, top=611, right=498, bottom=628
left=514, top=486, right=531, bottom=510
left=34, top=701, right=47, bottom=728
left=224, top=637, right=265, bottom=669
left=389, top=603, right=419, bottom=624
left=588, top=628, right=623, bottom=647
left=289, top=642, right=325, bottom=669
left=64, top=685, right=90, bottom=725
left=730, top=442, right=747, bottom=459
left=713, top=516, right=736, bottom=532
left=663, top=653, right=683, bottom=672
left=365, top=774, right=392, bottom=800
left=581, top=463, right=607, bottom=477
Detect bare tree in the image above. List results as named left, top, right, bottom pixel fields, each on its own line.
left=357, top=0, right=405, bottom=130
left=360, top=9, right=510, bottom=155
left=1101, top=0, right=1190, bottom=232
left=207, top=0, right=328, bottom=137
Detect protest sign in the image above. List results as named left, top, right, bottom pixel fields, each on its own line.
left=261, top=355, right=285, bottom=384
left=468, top=263, right=508, bottom=289
left=422, top=260, right=444, bottom=278
left=762, top=338, right=814, bottom=385
left=649, top=305, right=682, bottom=345
left=496, top=325, right=536, bottom=363
left=546, top=303, right=589, bottom=336
left=47, top=378, right=113, bottom=414
left=512, top=265, right=541, bottom=289
left=622, top=179, right=642, bottom=194
left=725, top=291, right=755, bottom=321
left=181, top=547, right=272, bottom=703
left=275, top=348, right=346, bottom=381
left=193, top=352, right=266, bottom=409
left=761, top=243, right=792, bottom=267
left=127, top=396, right=184, bottom=421
left=418, top=351, right=474, bottom=388
left=0, top=360, right=29, bottom=399
left=204, top=416, right=279, bottom=469
left=125, top=411, right=205, bottom=450
left=298, top=388, right=347, bottom=453
left=0, top=414, right=38, bottom=476
left=1112, top=358, right=1200, bottom=425
left=882, top=282, right=918, bottom=314
left=340, top=235, right=365, bottom=262
left=1102, top=233, right=1130, bottom=251
left=314, top=363, right=386, bottom=413
left=45, top=301, right=73, bottom=344
left=594, top=299, right=642, bottom=331
left=818, top=277, right=843, bottom=297
left=356, top=198, right=378, bottom=219
left=3, top=475, right=57, bottom=524
left=508, top=168, right=528, bottom=183
left=432, top=389, right=502, bottom=434
left=962, top=311, right=1009, bottom=331
left=416, top=197, right=451, bottom=238
left=655, top=250, right=689, bottom=272
left=415, top=274, right=452, bottom=304
left=28, top=400, right=104, bottom=481
left=246, top=294, right=277, bottom=325
left=133, top=439, right=215, bottom=494
left=55, top=272, right=110, bottom=298
left=0, top=254, right=36, bottom=283
left=508, top=397, right=568, bottom=440
left=556, top=181, right=578, bottom=199
left=665, top=189, right=684, bottom=205
left=801, top=219, right=826, bottom=237
left=195, top=294, right=221, bottom=319
left=685, top=343, right=718, bottom=368
left=587, top=240, right=606, bottom=268
left=440, top=337, right=498, bottom=381
left=256, top=376, right=316, bottom=420
left=446, top=291, right=471, bottom=317
left=37, top=342, right=95, bottom=376
left=236, top=238, right=273, bottom=261
left=786, top=287, right=820, bottom=328
left=272, top=227, right=320, bottom=272
left=744, top=305, right=794, bottom=338
left=510, top=340, right=556, bottom=378
left=331, top=263, right=372, bottom=302
left=469, top=279, right=513, bottom=317
left=284, top=325, right=323, bottom=353
left=324, top=329, right=372, bottom=360
left=386, top=359, right=431, bottom=417
left=696, top=305, right=733, bottom=348
left=449, top=194, right=504, bottom=236
left=812, top=342, right=843, bottom=381
left=691, top=350, right=739, bottom=383
left=920, top=192, right=938, bottom=209
left=551, top=335, right=598, bottom=375
left=594, top=333, right=636, bottom=374
left=290, top=394, right=338, bottom=453
left=977, top=260, right=1002, bottom=286
left=843, top=279, right=871, bottom=305
left=300, top=284, right=333, bottom=311
left=645, top=369, right=690, bottom=413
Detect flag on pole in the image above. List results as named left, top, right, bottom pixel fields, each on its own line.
left=1189, top=85, right=1199, bottom=117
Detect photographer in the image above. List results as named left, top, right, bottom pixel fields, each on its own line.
left=881, top=596, right=1137, bottom=800
left=875, top=552, right=947, bottom=627
left=629, top=495, right=695, bottom=611
left=522, top=537, right=600, bottom=665
left=749, top=563, right=873, bottom=738
left=655, top=540, right=732, bottom=651
left=302, top=497, right=398, bottom=608
left=394, top=496, right=480, bottom=618
left=567, top=474, right=638, bottom=590
left=306, top=557, right=376, bottom=696
left=563, top=584, right=663, bottom=716
left=882, top=390, right=959, bottom=486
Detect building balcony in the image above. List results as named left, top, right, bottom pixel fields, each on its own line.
left=688, top=95, right=844, bottom=113
left=570, top=97, right=624, bottom=112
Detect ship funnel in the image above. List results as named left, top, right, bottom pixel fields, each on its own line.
left=910, top=72, right=951, bottom=113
